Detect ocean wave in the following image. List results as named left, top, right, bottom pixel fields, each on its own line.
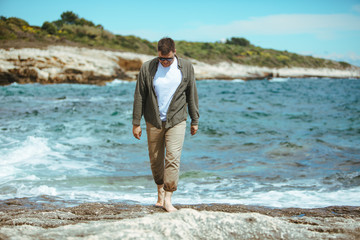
left=17, top=184, right=58, bottom=197
left=1, top=173, right=359, bottom=208
left=106, top=79, right=134, bottom=86
left=231, top=79, right=246, bottom=82
left=175, top=187, right=360, bottom=208
left=0, top=136, right=54, bottom=178
left=269, top=77, right=290, bottom=82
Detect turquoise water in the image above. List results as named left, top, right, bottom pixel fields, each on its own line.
left=1, top=78, right=359, bottom=208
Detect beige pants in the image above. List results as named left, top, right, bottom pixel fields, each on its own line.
left=146, top=121, right=186, bottom=192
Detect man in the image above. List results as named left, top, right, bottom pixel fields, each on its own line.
left=132, top=37, right=199, bottom=212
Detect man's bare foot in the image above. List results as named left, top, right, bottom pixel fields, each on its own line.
left=164, top=191, right=177, bottom=212
left=155, top=185, right=165, bottom=207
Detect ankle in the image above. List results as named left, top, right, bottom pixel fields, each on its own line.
left=164, top=191, right=173, bottom=202
left=163, top=192, right=177, bottom=212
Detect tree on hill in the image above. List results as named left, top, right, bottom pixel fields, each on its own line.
left=61, top=11, right=78, bottom=25
left=226, top=37, right=251, bottom=47
left=50, top=11, right=101, bottom=29
left=41, top=21, right=57, bottom=34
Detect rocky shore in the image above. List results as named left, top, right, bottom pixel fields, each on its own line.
left=0, top=46, right=359, bottom=86
left=0, top=198, right=359, bottom=239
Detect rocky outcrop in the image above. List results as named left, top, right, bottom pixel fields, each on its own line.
left=0, top=46, right=152, bottom=85
left=192, top=59, right=360, bottom=80
left=0, top=200, right=359, bottom=240
left=0, top=46, right=359, bottom=85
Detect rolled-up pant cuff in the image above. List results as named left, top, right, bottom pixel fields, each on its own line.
left=164, top=185, right=177, bottom=192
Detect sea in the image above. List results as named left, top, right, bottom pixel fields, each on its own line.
left=1, top=78, right=359, bottom=209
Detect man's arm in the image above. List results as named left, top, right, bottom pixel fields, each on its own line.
left=186, top=64, right=199, bottom=132
left=132, top=66, right=146, bottom=139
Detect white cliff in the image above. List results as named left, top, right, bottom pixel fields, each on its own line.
left=0, top=45, right=359, bottom=85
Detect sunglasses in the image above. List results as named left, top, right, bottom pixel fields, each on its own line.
left=158, top=57, right=174, bottom=62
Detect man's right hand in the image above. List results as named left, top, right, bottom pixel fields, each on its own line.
left=133, top=125, right=142, bottom=140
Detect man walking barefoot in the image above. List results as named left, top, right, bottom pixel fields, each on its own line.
left=132, top=37, right=199, bottom=212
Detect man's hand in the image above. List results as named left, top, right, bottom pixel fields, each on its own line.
left=191, top=125, right=198, bottom=136
left=133, top=125, right=142, bottom=140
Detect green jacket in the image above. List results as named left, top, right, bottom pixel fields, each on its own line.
left=132, top=56, right=199, bottom=129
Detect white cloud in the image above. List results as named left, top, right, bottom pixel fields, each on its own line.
left=315, top=52, right=360, bottom=67
left=353, top=4, right=360, bottom=13
left=172, top=14, right=360, bottom=41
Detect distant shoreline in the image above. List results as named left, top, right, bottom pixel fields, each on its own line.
left=2, top=76, right=360, bottom=87
left=1, top=46, right=359, bottom=86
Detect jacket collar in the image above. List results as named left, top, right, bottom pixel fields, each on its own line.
left=149, top=55, right=183, bottom=78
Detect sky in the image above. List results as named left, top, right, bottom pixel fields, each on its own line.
left=1, top=0, right=360, bottom=66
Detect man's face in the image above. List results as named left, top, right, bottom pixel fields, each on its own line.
left=158, top=50, right=175, bottom=67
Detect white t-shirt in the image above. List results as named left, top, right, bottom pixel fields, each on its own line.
left=153, top=57, right=182, bottom=121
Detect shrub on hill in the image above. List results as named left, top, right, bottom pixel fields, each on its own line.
left=41, top=21, right=57, bottom=34
left=225, top=37, right=251, bottom=47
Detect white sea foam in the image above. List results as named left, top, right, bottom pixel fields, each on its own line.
left=0, top=136, right=54, bottom=180
left=230, top=79, right=246, bottom=82
left=2, top=136, right=51, bottom=164
left=13, top=184, right=58, bottom=198
left=7, top=182, right=358, bottom=209
left=0, top=136, right=74, bottom=192
left=1, top=135, right=358, bottom=208
left=176, top=188, right=360, bottom=208
left=167, top=176, right=360, bottom=208
left=53, top=142, right=72, bottom=152
left=1, top=171, right=359, bottom=207
left=21, top=175, right=41, bottom=181
left=89, top=96, right=106, bottom=102
left=106, top=79, right=133, bottom=86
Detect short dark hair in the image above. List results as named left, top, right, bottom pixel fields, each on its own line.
left=158, top=37, right=175, bottom=55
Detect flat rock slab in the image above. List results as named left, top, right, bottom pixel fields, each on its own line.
left=0, top=198, right=359, bottom=239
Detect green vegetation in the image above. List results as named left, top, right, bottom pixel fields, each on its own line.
left=0, top=12, right=352, bottom=69
left=175, top=41, right=344, bottom=68
left=0, top=12, right=157, bottom=55
left=226, top=37, right=251, bottom=47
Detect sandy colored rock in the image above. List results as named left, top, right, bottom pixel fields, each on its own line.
left=0, top=207, right=359, bottom=240
left=0, top=198, right=359, bottom=239
left=1, top=46, right=359, bottom=86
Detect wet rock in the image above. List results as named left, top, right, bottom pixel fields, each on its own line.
left=0, top=206, right=359, bottom=240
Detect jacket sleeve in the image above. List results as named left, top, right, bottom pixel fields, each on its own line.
left=186, top=64, right=200, bottom=126
left=132, top=65, right=146, bottom=126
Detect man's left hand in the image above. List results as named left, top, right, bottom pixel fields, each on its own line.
left=191, top=125, right=198, bottom=135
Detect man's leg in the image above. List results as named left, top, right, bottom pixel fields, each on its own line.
left=156, top=184, right=165, bottom=207
left=146, top=122, right=165, bottom=207
left=163, top=121, right=186, bottom=212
